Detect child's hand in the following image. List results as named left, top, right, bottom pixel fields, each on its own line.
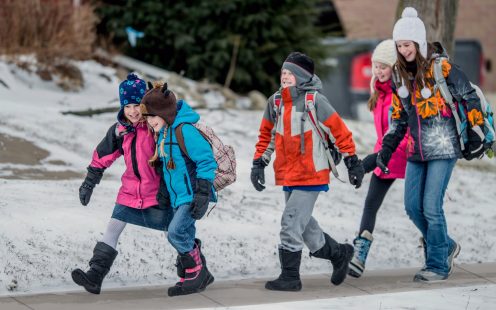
left=376, top=149, right=392, bottom=174
left=79, top=166, right=104, bottom=206
left=190, top=179, right=212, bottom=220
left=79, top=181, right=94, bottom=206
left=250, top=158, right=267, bottom=191
left=344, top=155, right=364, bottom=189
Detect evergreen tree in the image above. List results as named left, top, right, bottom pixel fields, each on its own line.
left=96, top=0, right=327, bottom=94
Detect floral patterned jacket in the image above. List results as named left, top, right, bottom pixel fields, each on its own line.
left=385, top=44, right=484, bottom=162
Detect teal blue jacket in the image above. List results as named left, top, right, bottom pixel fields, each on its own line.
left=158, top=100, right=217, bottom=208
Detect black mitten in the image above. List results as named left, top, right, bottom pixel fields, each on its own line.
left=190, top=179, right=212, bottom=220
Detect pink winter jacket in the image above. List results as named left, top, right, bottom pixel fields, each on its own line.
left=89, top=122, right=159, bottom=209
left=372, top=80, right=408, bottom=179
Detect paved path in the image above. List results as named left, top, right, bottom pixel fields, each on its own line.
left=1, top=263, right=495, bottom=310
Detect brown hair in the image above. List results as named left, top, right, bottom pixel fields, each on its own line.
left=395, top=42, right=430, bottom=92
left=367, top=91, right=380, bottom=111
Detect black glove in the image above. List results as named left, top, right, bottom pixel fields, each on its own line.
left=79, top=166, right=104, bottom=206
left=463, top=126, right=485, bottom=160
left=344, top=155, right=365, bottom=189
left=191, top=179, right=212, bottom=220
left=376, top=148, right=393, bottom=174
left=250, top=158, right=267, bottom=192
left=362, top=153, right=378, bottom=173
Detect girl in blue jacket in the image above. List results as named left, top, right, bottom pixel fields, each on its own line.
left=141, top=83, right=217, bottom=296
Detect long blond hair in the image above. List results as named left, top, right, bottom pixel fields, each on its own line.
left=147, top=127, right=167, bottom=167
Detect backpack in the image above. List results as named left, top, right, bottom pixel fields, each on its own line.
left=175, top=123, right=237, bottom=191
left=273, top=91, right=343, bottom=178
left=433, top=57, right=496, bottom=159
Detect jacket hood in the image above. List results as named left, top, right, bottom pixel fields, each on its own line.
left=428, top=42, right=449, bottom=60
left=280, top=74, right=323, bottom=93
left=171, top=99, right=200, bottom=128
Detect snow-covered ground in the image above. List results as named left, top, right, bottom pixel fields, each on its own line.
left=0, top=58, right=495, bottom=297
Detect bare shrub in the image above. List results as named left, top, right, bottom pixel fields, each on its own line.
left=0, top=0, right=98, bottom=63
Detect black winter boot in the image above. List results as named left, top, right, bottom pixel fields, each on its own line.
left=310, top=233, right=354, bottom=285
left=168, top=239, right=213, bottom=296
left=71, top=242, right=118, bottom=294
left=168, top=244, right=213, bottom=297
left=265, top=249, right=302, bottom=291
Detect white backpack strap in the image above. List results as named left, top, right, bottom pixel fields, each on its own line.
left=305, top=91, right=342, bottom=180
left=433, top=58, right=465, bottom=151
left=263, top=92, right=282, bottom=165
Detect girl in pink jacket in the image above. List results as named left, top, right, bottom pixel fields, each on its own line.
left=71, top=74, right=173, bottom=294
left=348, top=40, right=409, bottom=278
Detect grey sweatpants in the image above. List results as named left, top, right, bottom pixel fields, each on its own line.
left=279, top=190, right=326, bottom=253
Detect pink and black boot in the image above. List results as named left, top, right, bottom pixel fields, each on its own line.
left=168, top=240, right=214, bottom=297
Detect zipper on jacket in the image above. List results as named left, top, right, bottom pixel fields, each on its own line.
left=413, top=84, right=425, bottom=161
left=131, top=133, right=141, bottom=181
left=162, top=129, right=178, bottom=207
left=184, top=174, right=192, bottom=195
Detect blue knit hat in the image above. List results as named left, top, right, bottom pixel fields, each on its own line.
left=117, top=73, right=147, bottom=132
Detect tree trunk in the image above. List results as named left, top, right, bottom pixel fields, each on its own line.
left=224, top=35, right=241, bottom=89
left=396, top=0, right=459, bottom=59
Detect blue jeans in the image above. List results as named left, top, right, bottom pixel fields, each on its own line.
left=167, top=204, right=196, bottom=254
left=404, top=159, right=457, bottom=276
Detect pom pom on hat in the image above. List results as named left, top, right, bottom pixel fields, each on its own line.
left=402, top=7, right=419, bottom=18
left=421, top=86, right=432, bottom=99
left=398, top=85, right=409, bottom=98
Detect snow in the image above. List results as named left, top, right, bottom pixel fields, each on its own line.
left=0, top=58, right=495, bottom=299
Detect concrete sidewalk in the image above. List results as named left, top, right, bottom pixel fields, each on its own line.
left=2, top=263, right=495, bottom=310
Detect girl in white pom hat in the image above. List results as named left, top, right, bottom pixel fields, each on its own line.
left=376, top=7, right=485, bottom=282
left=348, top=39, right=409, bottom=278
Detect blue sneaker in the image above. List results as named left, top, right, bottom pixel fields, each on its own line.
left=348, top=230, right=373, bottom=278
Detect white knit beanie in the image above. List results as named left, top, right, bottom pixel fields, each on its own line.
left=392, top=7, right=427, bottom=58
left=372, top=39, right=397, bottom=67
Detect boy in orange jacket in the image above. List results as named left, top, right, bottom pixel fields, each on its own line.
left=251, top=52, right=364, bottom=291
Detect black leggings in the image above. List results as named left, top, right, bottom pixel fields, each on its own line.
left=359, top=174, right=395, bottom=234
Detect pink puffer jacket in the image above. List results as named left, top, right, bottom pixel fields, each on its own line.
left=372, top=80, right=408, bottom=179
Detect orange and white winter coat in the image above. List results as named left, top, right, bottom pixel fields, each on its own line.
left=254, top=76, right=356, bottom=186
